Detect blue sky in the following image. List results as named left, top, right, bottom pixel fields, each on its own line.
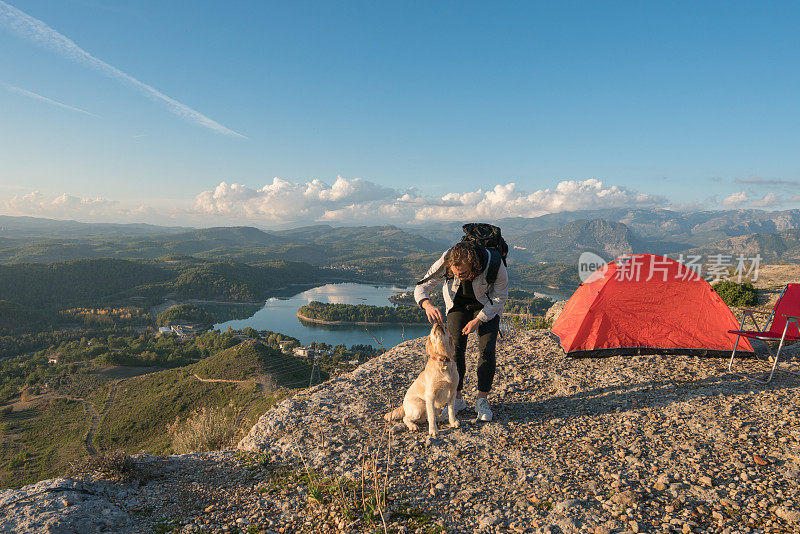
left=1, top=0, right=799, bottom=227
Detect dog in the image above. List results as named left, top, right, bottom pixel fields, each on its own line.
left=384, top=321, right=460, bottom=437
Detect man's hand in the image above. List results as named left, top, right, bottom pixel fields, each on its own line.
left=462, top=317, right=483, bottom=335
left=422, top=300, right=444, bottom=325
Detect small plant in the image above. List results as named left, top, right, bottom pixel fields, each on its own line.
left=392, top=503, right=445, bottom=532
left=130, top=507, right=153, bottom=517
left=308, top=483, right=323, bottom=503
left=725, top=505, right=743, bottom=521
left=153, top=518, right=180, bottom=534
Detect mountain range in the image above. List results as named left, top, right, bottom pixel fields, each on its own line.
left=410, top=207, right=800, bottom=246
left=410, top=208, right=800, bottom=263
left=1, top=208, right=800, bottom=266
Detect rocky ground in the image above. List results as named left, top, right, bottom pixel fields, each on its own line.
left=750, top=265, right=800, bottom=292
left=1, top=330, right=799, bottom=534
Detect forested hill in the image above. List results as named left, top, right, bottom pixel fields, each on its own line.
left=0, top=259, right=172, bottom=310
left=0, top=215, right=190, bottom=239
left=0, top=257, right=331, bottom=313
left=0, top=224, right=444, bottom=266
left=297, top=301, right=427, bottom=324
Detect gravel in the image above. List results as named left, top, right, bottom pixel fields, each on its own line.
left=1, top=330, right=799, bottom=533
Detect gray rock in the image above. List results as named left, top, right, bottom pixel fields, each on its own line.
left=776, top=507, right=800, bottom=523
left=545, top=301, right=567, bottom=324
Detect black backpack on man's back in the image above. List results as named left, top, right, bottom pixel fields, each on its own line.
left=416, top=222, right=509, bottom=287
left=460, top=223, right=508, bottom=285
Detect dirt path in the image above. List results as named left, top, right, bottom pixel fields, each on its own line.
left=191, top=373, right=249, bottom=384
left=49, top=395, right=99, bottom=455
left=81, top=400, right=99, bottom=456
left=98, top=383, right=118, bottom=421
left=86, top=382, right=119, bottom=454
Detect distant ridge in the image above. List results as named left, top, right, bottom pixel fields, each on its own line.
left=408, top=208, right=800, bottom=248
left=686, top=228, right=800, bottom=263
left=0, top=215, right=191, bottom=239
left=3, top=211, right=800, bottom=265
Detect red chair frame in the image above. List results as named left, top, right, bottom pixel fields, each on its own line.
left=728, top=283, right=800, bottom=384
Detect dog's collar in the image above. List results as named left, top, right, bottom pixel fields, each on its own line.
left=429, top=353, right=452, bottom=363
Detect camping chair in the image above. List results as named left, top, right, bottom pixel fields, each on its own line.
left=728, top=283, right=800, bottom=384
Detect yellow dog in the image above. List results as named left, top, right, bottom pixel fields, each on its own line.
left=385, top=322, right=460, bottom=437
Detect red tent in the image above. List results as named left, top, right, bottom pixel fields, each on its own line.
left=552, top=253, right=753, bottom=356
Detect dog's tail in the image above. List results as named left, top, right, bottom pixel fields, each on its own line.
left=384, top=405, right=404, bottom=422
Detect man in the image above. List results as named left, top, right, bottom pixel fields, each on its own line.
left=414, top=242, right=508, bottom=421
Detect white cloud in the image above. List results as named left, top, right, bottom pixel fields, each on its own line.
left=749, top=192, right=781, bottom=208
left=3, top=191, right=117, bottom=217
left=411, top=180, right=663, bottom=222
left=193, top=176, right=397, bottom=221
left=727, top=177, right=800, bottom=209
left=6, top=176, right=800, bottom=228
left=193, top=177, right=665, bottom=224
left=0, top=177, right=702, bottom=226
left=0, top=1, right=245, bottom=138
left=722, top=191, right=749, bottom=207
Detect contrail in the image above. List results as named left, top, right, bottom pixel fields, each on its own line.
left=1, top=81, right=99, bottom=117
left=0, top=1, right=247, bottom=139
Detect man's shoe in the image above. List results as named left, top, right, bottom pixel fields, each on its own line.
left=438, top=397, right=467, bottom=420
left=476, top=398, right=493, bottom=422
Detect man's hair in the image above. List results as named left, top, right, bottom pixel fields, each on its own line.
left=444, top=243, right=482, bottom=279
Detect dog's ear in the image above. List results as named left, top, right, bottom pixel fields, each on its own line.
left=425, top=336, right=432, bottom=356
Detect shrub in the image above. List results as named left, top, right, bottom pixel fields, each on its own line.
left=69, top=451, right=136, bottom=482
left=168, top=405, right=241, bottom=454
left=8, top=452, right=30, bottom=468
left=0, top=385, right=17, bottom=403
left=713, top=281, right=759, bottom=307
left=501, top=315, right=552, bottom=331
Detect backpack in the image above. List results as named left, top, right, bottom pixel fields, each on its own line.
left=460, top=223, right=508, bottom=285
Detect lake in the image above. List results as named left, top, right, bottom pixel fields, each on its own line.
left=213, top=282, right=567, bottom=350
left=213, top=283, right=433, bottom=349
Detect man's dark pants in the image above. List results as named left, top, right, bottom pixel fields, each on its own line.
left=446, top=307, right=500, bottom=393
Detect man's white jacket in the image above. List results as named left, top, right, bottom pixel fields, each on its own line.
left=414, top=249, right=509, bottom=323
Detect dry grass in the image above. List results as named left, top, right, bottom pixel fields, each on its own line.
left=288, top=403, right=396, bottom=533
left=168, top=405, right=243, bottom=454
